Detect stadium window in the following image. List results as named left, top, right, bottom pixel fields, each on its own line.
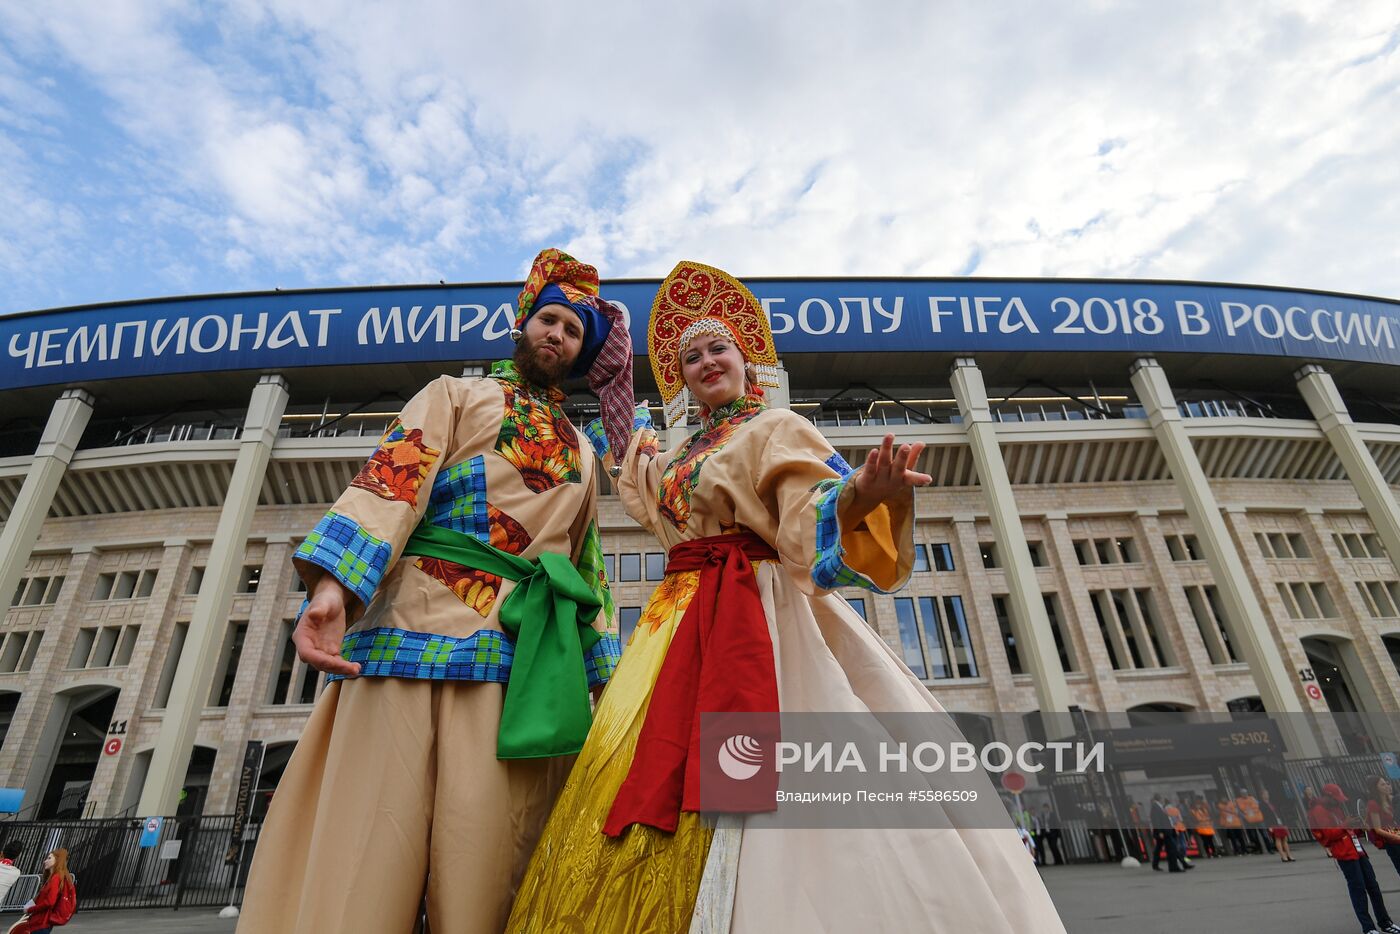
left=1043, top=594, right=1076, bottom=672
left=619, top=554, right=641, bottom=582
left=209, top=622, right=249, bottom=707
left=1089, top=592, right=1123, bottom=670
left=1362, top=533, right=1386, bottom=558
left=239, top=566, right=262, bottom=594
left=603, top=554, right=616, bottom=583
left=931, top=544, right=955, bottom=572
left=113, top=570, right=138, bottom=600
left=136, top=569, right=157, bottom=598
left=92, top=573, right=115, bottom=601
left=1185, top=585, right=1238, bottom=665
left=619, top=606, right=643, bottom=642
left=979, top=543, right=999, bottom=569
left=20, top=577, right=47, bottom=606
left=849, top=598, right=868, bottom=622
left=186, top=566, right=206, bottom=595
left=1025, top=541, right=1046, bottom=567
left=645, top=553, right=666, bottom=581
left=994, top=595, right=1020, bottom=674
left=912, top=545, right=930, bottom=573
left=67, top=628, right=97, bottom=669
left=268, top=622, right=297, bottom=705
left=892, top=598, right=927, bottom=680
left=1073, top=540, right=1092, bottom=566
left=113, top=626, right=139, bottom=666
left=17, top=632, right=41, bottom=672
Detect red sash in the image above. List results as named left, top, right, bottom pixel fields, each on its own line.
left=603, top=532, right=780, bottom=836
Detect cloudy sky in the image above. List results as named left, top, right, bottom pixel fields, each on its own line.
left=1, top=1, right=1397, bottom=314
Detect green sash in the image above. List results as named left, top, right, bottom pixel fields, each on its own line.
left=402, top=522, right=602, bottom=759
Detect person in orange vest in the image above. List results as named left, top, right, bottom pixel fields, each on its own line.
left=1237, top=788, right=1273, bottom=854
left=1310, top=783, right=1400, bottom=934
left=1191, top=797, right=1217, bottom=858
left=1217, top=796, right=1247, bottom=855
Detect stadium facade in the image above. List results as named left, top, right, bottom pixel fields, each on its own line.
left=1, top=276, right=1398, bottom=820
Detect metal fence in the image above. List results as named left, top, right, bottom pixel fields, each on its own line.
left=0, top=815, right=263, bottom=911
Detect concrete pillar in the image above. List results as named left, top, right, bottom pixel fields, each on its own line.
left=137, top=376, right=289, bottom=815
left=0, top=389, right=94, bottom=614
left=1295, top=365, right=1400, bottom=579
left=950, top=358, right=1071, bottom=714
left=1129, top=358, right=1319, bottom=755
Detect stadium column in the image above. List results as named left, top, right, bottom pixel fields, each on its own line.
left=1295, top=364, right=1400, bottom=585
left=950, top=358, right=1072, bottom=715
left=137, top=375, right=289, bottom=816
left=1295, top=364, right=1400, bottom=716
left=0, top=389, right=94, bottom=617
left=1129, top=358, right=1319, bottom=755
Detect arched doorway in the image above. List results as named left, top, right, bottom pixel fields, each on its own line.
left=177, top=746, right=217, bottom=817
left=1301, top=636, right=1375, bottom=755
left=38, top=688, right=118, bottom=819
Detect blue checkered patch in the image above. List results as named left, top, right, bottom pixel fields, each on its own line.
left=326, top=626, right=623, bottom=687
left=810, top=474, right=898, bottom=594
left=585, top=632, right=622, bottom=685
left=425, top=456, right=489, bottom=540
left=825, top=452, right=853, bottom=478
left=295, top=512, right=393, bottom=608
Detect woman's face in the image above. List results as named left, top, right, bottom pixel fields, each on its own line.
left=681, top=335, right=745, bottom=410
left=1380, top=779, right=1393, bottom=797
left=43, top=852, right=54, bottom=870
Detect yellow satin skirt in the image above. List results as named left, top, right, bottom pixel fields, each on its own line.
left=506, top=572, right=714, bottom=934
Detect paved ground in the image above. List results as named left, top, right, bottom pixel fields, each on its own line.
left=1044, top=845, right=1400, bottom=933
left=16, top=846, right=1400, bottom=932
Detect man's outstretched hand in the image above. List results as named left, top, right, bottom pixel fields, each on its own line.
left=293, top=574, right=362, bottom=677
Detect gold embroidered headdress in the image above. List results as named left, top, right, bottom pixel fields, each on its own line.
left=648, top=261, right=781, bottom=427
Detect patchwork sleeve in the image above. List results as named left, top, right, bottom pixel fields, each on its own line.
left=293, top=375, right=466, bottom=618
left=750, top=410, right=915, bottom=597
left=569, top=462, right=621, bottom=687
left=611, top=406, right=675, bottom=536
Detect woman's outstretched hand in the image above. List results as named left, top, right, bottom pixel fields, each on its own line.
left=846, top=434, right=931, bottom=524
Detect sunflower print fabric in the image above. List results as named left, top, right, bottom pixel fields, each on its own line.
left=657, top=396, right=767, bottom=531
left=350, top=418, right=441, bottom=508
left=494, top=370, right=582, bottom=493
left=417, top=503, right=535, bottom=618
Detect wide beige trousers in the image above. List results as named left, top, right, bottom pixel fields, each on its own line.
left=237, top=677, right=571, bottom=934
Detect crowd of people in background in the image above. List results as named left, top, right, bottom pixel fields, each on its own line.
left=1015, top=773, right=1400, bottom=934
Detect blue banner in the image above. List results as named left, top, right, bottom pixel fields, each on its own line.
left=2, top=279, right=1396, bottom=392
left=139, top=815, right=163, bottom=847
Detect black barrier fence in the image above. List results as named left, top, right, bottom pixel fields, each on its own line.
left=0, top=815, right=263, bottom=911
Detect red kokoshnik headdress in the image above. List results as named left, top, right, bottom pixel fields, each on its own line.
left=648, top=260, right=781, bottom=427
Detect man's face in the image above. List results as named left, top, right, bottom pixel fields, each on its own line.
left=514, top=303, right=584, bottom=386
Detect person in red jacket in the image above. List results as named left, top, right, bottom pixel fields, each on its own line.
left=8, top=848, right=76, bottom=934
left=1311, top=784, right=1400, bottom=934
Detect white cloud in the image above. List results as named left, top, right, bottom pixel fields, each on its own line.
left=0, top=0, right=1397, bottom=311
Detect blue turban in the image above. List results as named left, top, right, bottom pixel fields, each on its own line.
left=532, top=283, right=613, bottom=377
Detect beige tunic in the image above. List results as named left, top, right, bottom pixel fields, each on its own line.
left=239, top=361, right=619, bottom=934
left=508, top=396, right=1066, bottom=933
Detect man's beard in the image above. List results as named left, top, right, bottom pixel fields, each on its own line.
left=513, top=331, right=572, bottom=388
